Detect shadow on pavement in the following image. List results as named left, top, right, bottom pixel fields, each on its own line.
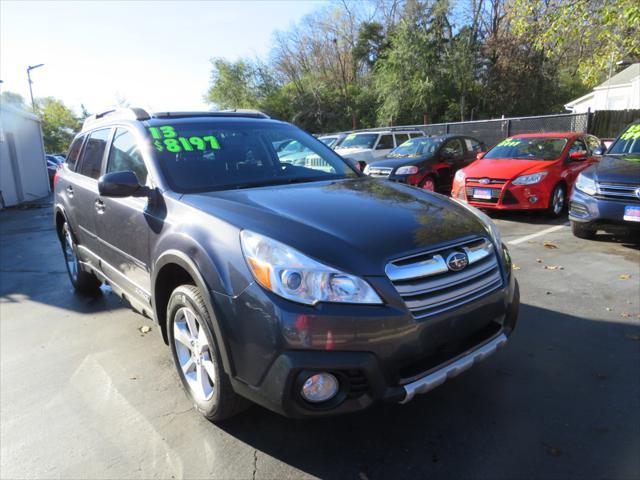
left=217, top=303, right=640, bottom=480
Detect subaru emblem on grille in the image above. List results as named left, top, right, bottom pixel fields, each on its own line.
left=446, top=251, right=468, bottom=272
left=479, top=178, right=490, bottom=184
left=635, top=187, right=640, bottom=199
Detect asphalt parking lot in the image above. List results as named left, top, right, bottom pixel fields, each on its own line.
left=1, top=201, right=639, bottom=480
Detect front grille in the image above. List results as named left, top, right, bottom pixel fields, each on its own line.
left=596, top=182, right=640, bottom=202
left=386, top=237, right=503, bottom=319
left=466, top=178, right=508, bottom=185
left=367, top=167, right=392, bottom=178
left=465, top=187, right=501, bottom=203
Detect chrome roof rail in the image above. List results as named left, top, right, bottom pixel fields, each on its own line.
left=82, top=107, right=150, bottom=129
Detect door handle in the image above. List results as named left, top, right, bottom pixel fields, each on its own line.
left=94, top=199, right=105, bottom=214
left=65, top=186, right=74, bottom=197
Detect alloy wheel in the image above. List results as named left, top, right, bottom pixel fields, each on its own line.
left=552, top=187, right=565, bottom=215
left=64, top=228, right=79, bottom=282
left=422, top=178, right=435, bottom=191
left=173, top=307, right=217, bottom=402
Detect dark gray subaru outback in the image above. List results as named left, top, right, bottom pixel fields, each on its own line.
left=54, top=108, right=519, bottom=420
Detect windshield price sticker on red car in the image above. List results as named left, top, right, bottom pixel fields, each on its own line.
left=148, top=125, right=220, bottom=153
left=497, top=139, right=522, bottom=147
left=620, top=124, right=640, bottom=141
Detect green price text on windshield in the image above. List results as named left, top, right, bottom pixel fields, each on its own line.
left=148, top=126, right=220, bottom=153
left=497, top=139, right=521, bottom=147
left=620, top=124, right=640, bottom=141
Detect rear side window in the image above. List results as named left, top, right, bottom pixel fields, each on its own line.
left=78, top=129, right=110, bottom=179
left=66, top=136, right=85, bottom=171
left=376, top=134, right=394, bottom=150
left=106, top=128, right=148, bottom=184
left=395, top=133, right=409, bottom=145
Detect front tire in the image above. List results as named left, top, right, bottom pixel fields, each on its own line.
left=547, top=184, right=566, bottom=218
left=61, top=222, right=101, bottom=294
left=167, top=285, right=246, bottom=422
left=571, top=220, right=596, bottom=239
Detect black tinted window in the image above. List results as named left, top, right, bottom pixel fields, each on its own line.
left=78, top=129, right=110, bottom=179
left=66, top=136, right=85, bottom=171
left=376, top=135, right=394, bottom=150
left=442, top=139, right=464, bottom=158
left=148, top=122, right=357, bottom=193
left=395, top=133, right=409, bottom=145
left=107, top=128, right=148, bottom=184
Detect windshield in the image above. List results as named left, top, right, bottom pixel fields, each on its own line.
left=483, top=137, right=567, bottom=160
left=337, top=133, right=378, bottom=150
left=389, top=137, right=441, bottom=157
left=608, top=124, right=640, bottom=156
left=148, top=122, right=357, bottom=193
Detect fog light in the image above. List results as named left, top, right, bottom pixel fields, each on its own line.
left=301, top=372, right=339, bottom=403
left=529, top=196, right=538, bottom=204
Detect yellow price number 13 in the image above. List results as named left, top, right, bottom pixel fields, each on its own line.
left=148, top=126, right=220, bottom=153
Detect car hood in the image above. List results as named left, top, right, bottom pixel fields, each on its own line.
left=370, top=155, right=433, bottom=170
left=463, top=159, right=552, bottom=179
left=586, top=154, right=640, bottom=184
left=181, top=178, right=489, bottom=275
left=335, top=147, right=372, bottom=158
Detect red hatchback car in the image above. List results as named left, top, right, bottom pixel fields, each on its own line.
left=451, top=132, right=602, bottom=217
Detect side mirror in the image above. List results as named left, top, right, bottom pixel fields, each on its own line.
left=98, top=171, right=142, bottom=197
left=476, top=151, right=486, bottom=160
left=593, top=146, right=605, bottom=155
left=569, top=151, right=588, bottom=162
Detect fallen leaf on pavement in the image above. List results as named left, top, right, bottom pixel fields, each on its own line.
left=512, top=264, right=521, bottom=270
left=546, top=291, right=552, bottom=295
left=619, top=274, right=632, bottom=280
left=605, top=307, right=612, bottom=311
left=620, top=313, right=630, bottom=318
left=536, top=258, right=543, bottom=263
left=139, top=325, right=152, bottom=334
left=543, top=241, right=558, bottom=249
left=544, top=265, right=563, bottom=270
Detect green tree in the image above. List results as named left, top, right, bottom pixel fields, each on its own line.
left=0, top=91, right=26, bottom=109
left=37, top=97, right=81, bottom=153
left=206, top=58, right=260, bottom=109
left=509, top=0, right=640, bottom=87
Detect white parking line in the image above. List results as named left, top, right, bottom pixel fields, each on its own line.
left=507, top=223, right=569, bottom=246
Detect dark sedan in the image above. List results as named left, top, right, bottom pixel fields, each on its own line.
left=364, top=135, right=486, bottom=193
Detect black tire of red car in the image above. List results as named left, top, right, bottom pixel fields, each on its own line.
left=167, top=284, right=247, bottom=422
left=61, top=222, right=102, bottom=294
left=547, top=183, right=567, bottom=218
left=571, top=220, right=596, bottom=239
left=420, top=175, right=436, bottom=192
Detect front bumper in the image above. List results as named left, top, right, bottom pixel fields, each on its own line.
left=216, top=269, right=520, bottom=418
left=454, top=181, right=552, bottom=210
left=569, top=189, right=640, bottom=230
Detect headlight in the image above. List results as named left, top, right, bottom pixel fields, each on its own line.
left=575, top=172, right=597, bottom=196
left=240, top=231, right=383, bottom=305
left=363, top=164, right=370, bottom=175
left=396, top=165, right=419, bottom=175
left=512, top=172, right=547, bottom=185
left=454, top=169, right=466, bottom=183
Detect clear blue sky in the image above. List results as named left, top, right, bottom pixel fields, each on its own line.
left=0, top=1, right=328, bottom=113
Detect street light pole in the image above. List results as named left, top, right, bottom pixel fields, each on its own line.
left=26, top=64, right=44, bottom=112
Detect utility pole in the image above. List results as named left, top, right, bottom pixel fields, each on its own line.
left=27, top=64, right=44, bottom=112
